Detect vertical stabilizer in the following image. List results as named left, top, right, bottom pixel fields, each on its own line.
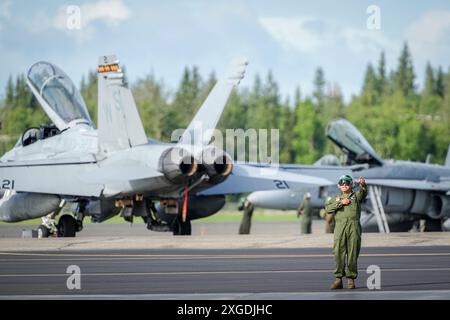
left=178, top=58, right=248, bottom=146
left=445, top=144, right=450, bottom=167
left=97, top=55, right=147, bottom=154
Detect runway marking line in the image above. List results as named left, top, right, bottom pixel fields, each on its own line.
left=1, top=252, right=450, bottom=261
left=0, top=267, right=449, bottom=278
left=2, top=289, right=450, bottom=300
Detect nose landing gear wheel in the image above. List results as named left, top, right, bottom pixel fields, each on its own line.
left=37, top=225, right=50, bottom=238
left=57, top=215, right=77, bottom=237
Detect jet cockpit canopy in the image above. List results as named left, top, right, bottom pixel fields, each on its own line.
left=27, top=61, right=92, bottom=130
left=326, top=118, right=383, bottom=166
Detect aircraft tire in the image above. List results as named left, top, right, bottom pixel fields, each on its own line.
left=57, top=215, right=77, bottom=237
left=173, top=217, right=191, bottom=236
left=424, top=219, right=442, bottom=232
left=180, top=219, right=192, bottom=235
left=37, top=225, right=50, bottom=238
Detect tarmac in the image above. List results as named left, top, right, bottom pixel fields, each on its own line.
left=0, top=221, right=449, bottom=299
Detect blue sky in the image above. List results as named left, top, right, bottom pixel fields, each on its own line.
left=1, top=0, right=450, bottom=102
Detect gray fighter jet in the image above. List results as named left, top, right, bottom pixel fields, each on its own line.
left=0, top=55, right=330, bottom=237
left=244, top=119, right=450, bottom=232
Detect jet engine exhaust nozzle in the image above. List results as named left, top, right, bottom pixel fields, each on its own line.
left=197, top=147, right=233, bottom=183
left=159, top=147, right=198, bottom=184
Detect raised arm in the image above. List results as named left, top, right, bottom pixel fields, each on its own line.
left=356, top=177, right=367, bottom=202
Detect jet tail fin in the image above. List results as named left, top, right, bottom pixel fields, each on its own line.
left=97, top=55, right=147, bottom=154
left=445, top=144, right=450, bottom=167
left=178, top=58, right=248, bottom=146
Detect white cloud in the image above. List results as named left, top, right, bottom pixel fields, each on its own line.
left=0, top=0, right=11, bottom=18
left=342, top=28, right=395, bottom=55
left=0, top=0, right=12, bottom=31
left=17, top=0, right=131, bottom=43
left=259, top=16, right=394, bottom=55
left=259, top=17, right=334, bottom=52
left=405, top=10, right=450, bottom=59
left=18, top=0, right=131, bottom=43
left=53, top=0, right=131, bottom=30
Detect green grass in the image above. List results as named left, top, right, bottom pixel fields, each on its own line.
left=194, top=210, right=298, bottom=223
left=0, top=214, right=126, bottom=225
left=0, top=210, right=298, bottom=225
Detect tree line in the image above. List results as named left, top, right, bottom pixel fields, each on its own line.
left=1, top=42, right=450, bottom=164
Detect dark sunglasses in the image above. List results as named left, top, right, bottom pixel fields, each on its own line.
left=338, top=180, right=351, bottom=186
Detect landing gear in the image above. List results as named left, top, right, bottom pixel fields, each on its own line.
left=39, top=212, right=58, bottom=238
left=38, top=200, right=86, bottom=237
left=172, top=216, right=191, bottom=236
left=238, top=199, right=254, bottom=235
left=144, top=199, right=193, bottom=235
left=37, top=225, right=50, bottom=238
left=74, top=200, right=87, bottom=233
left=37, top=214, right=82, bottom=238
left=423, top=219, right=442, bottom=232
left=145, top=201, right=171, bottom=232
left=57, top=215, right=77, bottom=237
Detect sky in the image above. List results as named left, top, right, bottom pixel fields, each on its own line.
left=0, top=0, right=450, bottom=102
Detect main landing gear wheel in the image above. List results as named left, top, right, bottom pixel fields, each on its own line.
left=423, top=219, right=442, bottom=232
left=172, top=216, right=192, bottom=236
left=57, top=215, right=77, bottom=237
left=37, top=225, right=50, bottom=238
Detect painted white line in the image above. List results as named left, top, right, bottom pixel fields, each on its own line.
left=1, top=290, right=450, bottom=300
left=0, top=267, right=449, bottom=278
left=1, top=252, right=450, bottom=260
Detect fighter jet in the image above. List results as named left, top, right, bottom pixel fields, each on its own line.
left=242, top=119, right=450, bottom=232
left=0, top=55, right=330, bottom=237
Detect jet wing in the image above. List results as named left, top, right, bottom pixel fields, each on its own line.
left=365, top=178, right=450, bottom=192
left=198, top=164, right=333, bottom=195
left=243, top=162, right=355, bottom=185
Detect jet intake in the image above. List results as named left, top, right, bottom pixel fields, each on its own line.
left=159, top=147, right=198, bottom=184
left=197, top=147, right=233, bottom=183
left=0, top=192, right=61, bottom=222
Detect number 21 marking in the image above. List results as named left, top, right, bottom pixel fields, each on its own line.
left=274, top=180, right=289, bottom=189
left=1, top=179, right=15, bottom=190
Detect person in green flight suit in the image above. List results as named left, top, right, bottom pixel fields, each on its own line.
left=238, top=197, right=254, bottom=234
left=297, top=192, right=312, bottom=234
left=325, top=175, right=367, bottom=290
left=320, top=203, right=335, bottom=234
